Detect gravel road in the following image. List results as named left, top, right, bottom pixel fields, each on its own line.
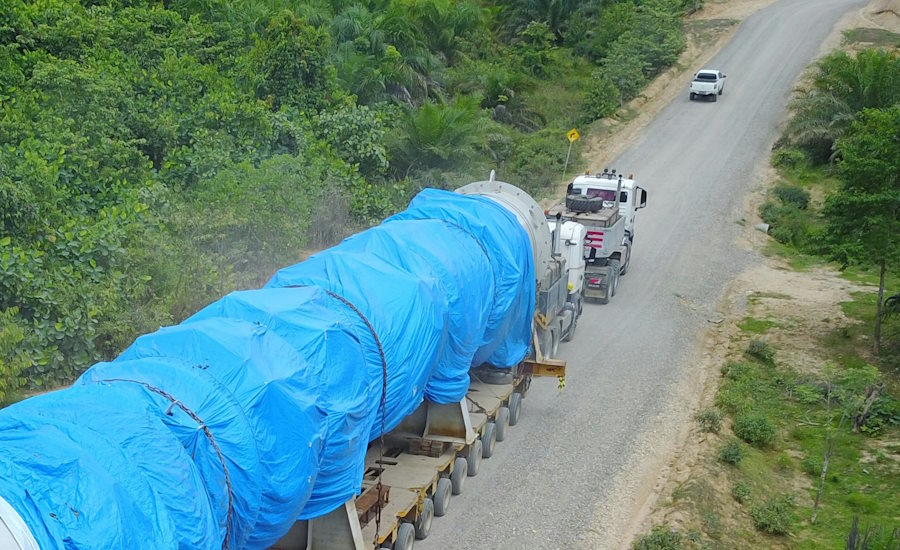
left=418, top=0, right=868, bottom=548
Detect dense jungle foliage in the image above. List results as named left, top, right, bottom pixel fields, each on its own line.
left=0, top=0, right=696, bottom=398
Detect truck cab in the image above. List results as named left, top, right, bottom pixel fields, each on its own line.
left=566, top=170, right=646, bottom=242
left=550, top=169, right=648, bottom=304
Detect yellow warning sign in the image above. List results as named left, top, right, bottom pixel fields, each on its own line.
left=567, top=128, right=579, bottom=142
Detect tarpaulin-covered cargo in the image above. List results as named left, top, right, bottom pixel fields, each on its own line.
left=0, top=187, right=536, bottom=549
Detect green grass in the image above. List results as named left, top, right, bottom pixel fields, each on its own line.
left=842, top=28, right=900, bottom=48
left=715, top=288, right=900, bottom=548
left=739, top=317, right=778, bottom=334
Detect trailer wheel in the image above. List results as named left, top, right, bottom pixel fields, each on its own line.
left=467, top=439, right=483, bottom=476
left=482, top=423, right=497, bottom=458
left=395, top=522, right=416, bottom=550
left=414, top=498, right=434, bottom=540
left=433, top=478, right=452, bottom=517
left=450, top=457, right=467, bottom=495
left=508, top=392, right=523, bottom=426
left=495, top=406, right=510, bottom=442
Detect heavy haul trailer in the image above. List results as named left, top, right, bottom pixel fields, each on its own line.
left=0, top=175, right=580, bottom=550
left=274, top=175, right=576, bottom=550
left=277, top=369, right=560, bottom=550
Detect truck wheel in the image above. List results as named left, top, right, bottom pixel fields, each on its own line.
left=712, top=93, right=718, bottom=102
left=562, top=314, right=577, bottom=342
left=433, top=478, right=452, bottom=517
left=450, top=457, right=467, bottom=495
left=719, top=85, right=724, bottom=95
left=414, top=498, right=434, bottom=540
left=690, top=92, right=695, bottom=101
left=395, top=522, right=415, bottom=550
left=620, top=243, right=631, bottom=276
left=549, top=324, right=560, bottom=357
left=608, top=260, right=620, bottom=297
left=482, top=422, right=497, bottom=458
left=508, top=392, right=523, bottom=426
left=467, top=439, right=483, bottom=476
left=495, top=406, right=510, bottom=442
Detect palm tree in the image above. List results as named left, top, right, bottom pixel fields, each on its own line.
left=391, top=95, right=486, bottom=173
left=786, top=49, right=900, bottom=162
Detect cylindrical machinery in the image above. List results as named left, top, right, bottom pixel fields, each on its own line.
left=0, top=184, right=541, bottom=549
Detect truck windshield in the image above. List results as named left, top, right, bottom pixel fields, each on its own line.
left=585, top=189, right=629, bottom=202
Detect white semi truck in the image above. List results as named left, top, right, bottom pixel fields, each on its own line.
left=549, top=169, right=648, bottom=304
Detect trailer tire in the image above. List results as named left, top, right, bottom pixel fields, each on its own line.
left=467, top=439, right=483, bottom=476
left=395, top=522, right=416, bottom=549
left=482, top=423, right=497, bottom=458
left=450, top=457, right=468, bottom=495
left=433, top=478, right=452, bottom=517
left=608, top=259, right=620, bottom=297
left=414, top=498, right=434, bottom=540
left=495, top=406, right=511, bottom=442
left=508, top=392, right=523, bottom=426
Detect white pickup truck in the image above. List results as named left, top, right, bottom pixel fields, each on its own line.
left=689, top=69, right=726, bottom=101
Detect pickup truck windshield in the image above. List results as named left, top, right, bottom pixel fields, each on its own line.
left=694, top=73, right=717, bottom=81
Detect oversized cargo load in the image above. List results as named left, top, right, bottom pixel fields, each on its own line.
left=0, top=187, right=537, bottom=549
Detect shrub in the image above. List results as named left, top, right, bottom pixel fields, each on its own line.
left=801, top=454, right=824, bottom=476
left=695, top=408, right=722, bottom=433
left=584, top=72, right=621, bottom=120
left=734, top=413, right=777, bottom=447
left=633, top=526, right=683, bottom=550
left=719, top=438, right=744, bottom=465
left=771, top=147, right=808, bottom=168
left=773, top=184, right=810, bottom=209
left=746, top=339, right=775, bottom=365
left=732, top=481, right=751, bottom=503
left=750, top=495, right=794, bottom=535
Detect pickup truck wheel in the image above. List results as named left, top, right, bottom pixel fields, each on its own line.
left=689, top=92, right=695, bottom=100
left=712, top=93, right=718, bottom=102
left=495, top=406, right=511, bottom=442
left=414, top=498, right=434, bottom=540
left=482, top=422, right=497, bottom=458
left=508, top=392, right=523, bottom=426
left=719, top=85, right=724, bottom=95
left=433, top=478, right=452, bottom=517
left=395, top=522, right=416, bottom=550
left=467, top=439, right=483, bottom=476
left=450, top=457, right=467, bottom=495
left=608, top=260, right=620, bottom=297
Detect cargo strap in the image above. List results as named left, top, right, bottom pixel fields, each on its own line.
left=99, top=378, right=235, bottom=550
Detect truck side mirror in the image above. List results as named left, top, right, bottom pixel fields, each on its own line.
left=637, top=188, right=648, bottom=209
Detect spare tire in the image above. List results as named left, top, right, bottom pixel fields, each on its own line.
left=565, top=194, right=604, bottom=212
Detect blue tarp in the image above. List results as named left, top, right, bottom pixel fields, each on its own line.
left=0, top=188, right=535, bottom=548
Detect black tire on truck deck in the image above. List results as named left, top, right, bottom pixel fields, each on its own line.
left=565, top=194, right=604, bottom=212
